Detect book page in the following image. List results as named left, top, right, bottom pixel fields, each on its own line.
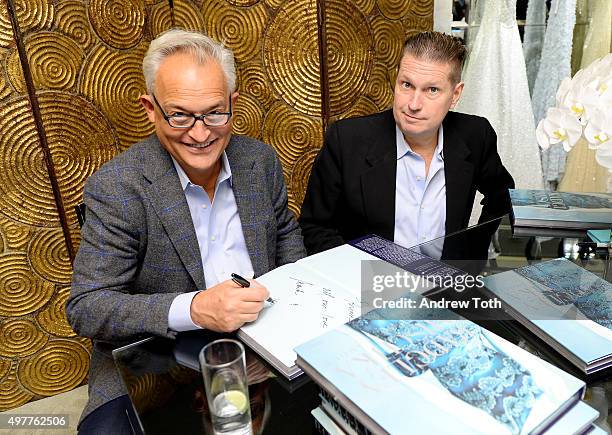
left=241, top=261, right=362, bottom=369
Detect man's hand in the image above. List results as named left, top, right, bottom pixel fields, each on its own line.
left=190, top=279, right=269, bottom=332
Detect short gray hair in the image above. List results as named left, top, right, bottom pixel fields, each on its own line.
left=142, top=29, right=236, bottom=94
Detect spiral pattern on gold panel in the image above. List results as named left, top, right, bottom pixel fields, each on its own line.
left=0, top=252, right=55, bottom=317
left=88, top=0, right=144, bottom=49
left=263, top=0, right=321, bottom=116
left=13, top=0, right=54, bottom=32
left=0, top=370, right=32, bottom=411
left=80, top=43, right=152, bottom=151
left=37, top=287, right=76, bottom=337
left=202, top=0, right=267, bottom=63
left=6, top=48, right=25, bottom=94
left=28, top=229, right=72, bottom=284
left=22, top=32, right=84, bottom=91
left=0, top=359, right=10, bottom=380
left=0, top=318, right=49, bottom=358
left=409, top=0, right=433, bottom=17
left=264, top=0, right=283, bottom=8
left=376, top=0, right=412, bottom=20
left=149, top=0, right=204, bottom=36
left=371, top=15, right=403, bottom=68
left=56, top=1, right=94, bottom=50
left=263, top=102, right=323, bottom=171
left=290, top=148, right=319, bottom=209
left=18, top=340, right=89, bottom=396
left=0, top=218, right=31, bottom=251
left=70, top=226, right=82, bottom=254
left=325, top=0, right=374, bottom=115
left=0, top=1, right=12, bottom=48
left=232, top=93, right=263, bottom=138
left=367, top=63, right=393, bottom=110
left=0, top=52, right=11, bottom=100
left=353, top=0, right=376, bottom=16
left=75, top=336, right=93, bottom=354
left=227, top=0, right=261, bottom=6
left=402, top=14, right=433, bottom=36
left=337, top=96, right=378, bottom=120
left=38, top=92, right=119, bottom=222
left=238, top=62, right=275, bottom=109
left=0, top=97, right=60, bottom=225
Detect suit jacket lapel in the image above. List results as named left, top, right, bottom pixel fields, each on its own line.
left=361, top=111, right=397, bottom=241
left=443, top=117, right=474, bottom=234
left=224, top=137, right=267, bottom=278
left=143, top=136, right=206, bottom=290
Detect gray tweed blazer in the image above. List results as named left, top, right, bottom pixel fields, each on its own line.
left=67, top=134, right=306, bottom=424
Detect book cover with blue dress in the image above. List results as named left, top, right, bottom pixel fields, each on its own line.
left=296, top=302, right=585, bottom=435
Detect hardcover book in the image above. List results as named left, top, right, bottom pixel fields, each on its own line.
left=296, top=303, right=586, bottom=435
left=509, top=189, right=612, bottom=235
left=482, top=258, right=612, bottom=374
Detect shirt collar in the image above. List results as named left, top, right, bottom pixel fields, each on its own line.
left=171, top=151, right=233, bottom=191
left=396, top=124, right=444, bottom=161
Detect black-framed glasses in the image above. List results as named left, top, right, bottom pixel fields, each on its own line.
left=151, top=94, right=232, bottom=128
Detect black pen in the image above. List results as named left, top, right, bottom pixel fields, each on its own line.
left=231, top=273, right=275, bottom=305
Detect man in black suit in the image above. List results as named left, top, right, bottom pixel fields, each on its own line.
left=300, top=31, right=514, bottom=256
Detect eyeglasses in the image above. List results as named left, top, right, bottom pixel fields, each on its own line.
left=151, top=94, right=232, bottom=128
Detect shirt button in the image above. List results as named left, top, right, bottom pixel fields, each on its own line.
left=416, top=176, right=422, bottom=181
left=421, top=236, right=427, bottom=240
left=202, top=204, right=207, bottom=209
left=211, top=235, right=216, bottom=242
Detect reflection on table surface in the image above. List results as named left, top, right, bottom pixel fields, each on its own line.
left=113, top=217, right=611, bottom=434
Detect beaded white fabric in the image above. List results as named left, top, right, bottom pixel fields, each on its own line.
left=523, top=0, right=547, bottom=95
left=457, top=0, right=544, bottom=202
left=532, top=0, right=577, bottom=186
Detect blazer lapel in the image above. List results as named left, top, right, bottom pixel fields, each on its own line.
left=143, top=136, right=206, bottom=290
left=443, top=118, right=474, bottom=234
left=224, top=137, right=267, bottom=278
left=360, top=111, right=397, bottom=241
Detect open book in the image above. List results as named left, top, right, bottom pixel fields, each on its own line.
left=238, top=245, right=379, bottom=379
left=239, top=237, right=472, bottom=379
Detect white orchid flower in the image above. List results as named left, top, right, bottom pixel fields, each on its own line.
left=584, top=108, right=611, bottom=149
left=536, top=107, right=583, bottom=151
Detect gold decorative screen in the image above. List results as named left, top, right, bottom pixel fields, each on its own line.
left=0, top=0, right=432, bottom=409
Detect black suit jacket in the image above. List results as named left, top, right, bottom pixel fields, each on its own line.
left=299, top=109, right=515, bottom=255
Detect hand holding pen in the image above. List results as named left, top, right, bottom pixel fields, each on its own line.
left=189, top=275, right=270, bottom=332
left=231, top=273, right=276, bottom=305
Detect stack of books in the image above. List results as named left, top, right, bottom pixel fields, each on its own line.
left=509, top=189, right=612, bottom=237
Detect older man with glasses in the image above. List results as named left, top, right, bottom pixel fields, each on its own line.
left=67, top=29, right=306, bottom=434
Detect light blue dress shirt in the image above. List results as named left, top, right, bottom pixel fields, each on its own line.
left=394, top=125, right=446, bottom=258
left=168, top=153, right=254, bottom=331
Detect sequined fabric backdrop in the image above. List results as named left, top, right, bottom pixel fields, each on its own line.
left=0, top=0, right=431, bottom=409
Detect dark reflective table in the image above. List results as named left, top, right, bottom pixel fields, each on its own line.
left=114, top=217, right=611, bottom=434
